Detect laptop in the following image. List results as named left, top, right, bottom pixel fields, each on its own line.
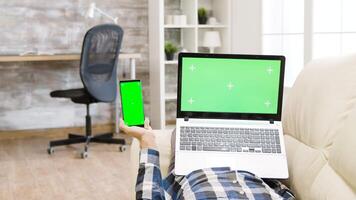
left=175, top=53, right=289, bottom=179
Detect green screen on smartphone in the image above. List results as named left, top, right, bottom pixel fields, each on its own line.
left=120, top=80, right=145, bottom=126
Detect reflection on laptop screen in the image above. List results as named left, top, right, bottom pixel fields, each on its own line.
left=181, top=57, right=282, bottom=114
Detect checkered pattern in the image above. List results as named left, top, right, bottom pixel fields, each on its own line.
left=136, top=149, right=295, bottom=200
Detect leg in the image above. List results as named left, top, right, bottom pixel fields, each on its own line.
left=130, top=58, right=136, bottom=79
left=115, top=66, right=121, bottom=134
left=94, top=133, right=114, bottom=138
left=91, top=132, right=125, bottom=144
left=84, top=136, right=91, bottom=153
left=168, top=129, right=176, bottom=172
left=49, top=137, right=86, bottom=147
left=68, top=133, right=84, bottom=138
left=92, top=137, right=125, bottom=144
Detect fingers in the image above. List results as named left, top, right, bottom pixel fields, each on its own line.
left=144, top=118, right=153, bottom=130
left=119, top=118, right=149, bottom=140
left=119, top=118, right=136, bottom=136
left=119, top=119, right=128, bottom=132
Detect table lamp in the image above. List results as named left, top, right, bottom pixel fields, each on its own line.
left=86, top=2, right=118, bottom=24
left=203, top=31, right=221, bottom=53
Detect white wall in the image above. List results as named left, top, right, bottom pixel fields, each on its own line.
left=231, top=0, right=262, bottom=54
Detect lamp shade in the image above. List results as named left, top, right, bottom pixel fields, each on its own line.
left=85, top=3, right=96, bottom=18
left=203, top=31, right=221, bottom=48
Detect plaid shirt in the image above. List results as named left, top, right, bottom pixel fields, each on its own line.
left=136, top=149, right=295, bottom=200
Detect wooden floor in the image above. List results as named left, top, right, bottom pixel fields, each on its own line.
left=0, top=135, right=132, bottom=200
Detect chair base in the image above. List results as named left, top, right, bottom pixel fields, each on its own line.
left=48, top=133, right=126, bottom=158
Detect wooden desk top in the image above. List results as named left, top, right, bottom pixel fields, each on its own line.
left=0, top=53, right=141, bottom=62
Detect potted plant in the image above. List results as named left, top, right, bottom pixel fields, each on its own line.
left=198, top=7, right=208, bottom=24
left=165, top=42, right=178, bottom=61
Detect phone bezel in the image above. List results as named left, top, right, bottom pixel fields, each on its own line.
left=119, top=80, right=145, bottom=127
left=177, top=52, right=285, bottom=122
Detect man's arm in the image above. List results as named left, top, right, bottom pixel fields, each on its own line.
left=119, top=119, right=167, bottom=200
left=136, top=148, right=165, bottom=200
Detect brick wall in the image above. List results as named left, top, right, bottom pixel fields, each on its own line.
left=0, top=0, right=150, bottom=130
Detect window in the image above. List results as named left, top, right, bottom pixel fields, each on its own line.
left=263, top=0, right=356, bottom=87
left=313, top=0, right=356, bottom=59
left=262, top=0, right=304, bottom=87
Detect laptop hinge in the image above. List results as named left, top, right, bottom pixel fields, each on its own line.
left=184, top=116, right=189, bottom=121
left=269, top=120, right=274, bottom=124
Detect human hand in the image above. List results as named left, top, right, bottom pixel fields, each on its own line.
left=119, top=118, right=157, bottom=149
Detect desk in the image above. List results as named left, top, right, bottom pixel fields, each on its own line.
left=0, top=53, right=141, bottom=133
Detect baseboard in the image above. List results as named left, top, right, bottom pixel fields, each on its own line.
left=0, top=123, right=115, bottom=140
left=0, top=120, right=174, bottom=141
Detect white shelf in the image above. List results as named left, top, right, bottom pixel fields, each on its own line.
left=164, top=24, right=228, bottom=29
left=149, top=0, right=231, bottom=129
left=164, top=24, right=196, bottom=29
left=165, top=93, right=177, bottom=101
left=198, top=24, right=228, bottom=28
left=164, top=60, right=178, bottom=65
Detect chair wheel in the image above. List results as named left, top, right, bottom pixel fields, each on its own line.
left=81, top=151, right=88, bottom=159
left=119, top=145, right=126, bottom=152
left=47, top=147, right=54, bottom=155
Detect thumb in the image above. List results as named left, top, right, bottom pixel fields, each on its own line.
left=119, top=118, right=128, bottom=131
left=144, top=118, right=152, bottom=130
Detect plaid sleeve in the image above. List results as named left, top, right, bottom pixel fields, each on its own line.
left=136, top=148, right=166, bottom=200
left=262, top=179, right=296, bottom=200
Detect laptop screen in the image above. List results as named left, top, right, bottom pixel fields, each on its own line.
left=177, top=53, right=285, bottom=121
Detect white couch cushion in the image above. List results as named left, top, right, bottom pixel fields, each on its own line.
left=284, top=135, right=327, bottom=199
left=329, top=108, right=356, bottom=191
left=282, top=54, right=356, bottom=199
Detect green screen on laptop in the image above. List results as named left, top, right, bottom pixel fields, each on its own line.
left=180, top=57, right=282, bottom=114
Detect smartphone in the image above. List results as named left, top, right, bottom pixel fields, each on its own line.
left=119, top=80, right=145, bottom=127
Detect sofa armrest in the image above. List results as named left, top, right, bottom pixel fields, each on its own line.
left=129, top=129, right=173, bottom=199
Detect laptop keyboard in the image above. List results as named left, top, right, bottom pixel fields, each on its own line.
left=179, top=126, right=281, bottom=154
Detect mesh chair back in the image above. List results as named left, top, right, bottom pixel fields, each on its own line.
left=80, top=24, right=124, bottom=102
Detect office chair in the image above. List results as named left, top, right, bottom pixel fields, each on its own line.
left=47, top=24, right=126, bottom=158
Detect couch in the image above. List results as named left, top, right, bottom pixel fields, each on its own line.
left=130, top=55, right=356, bottom=199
